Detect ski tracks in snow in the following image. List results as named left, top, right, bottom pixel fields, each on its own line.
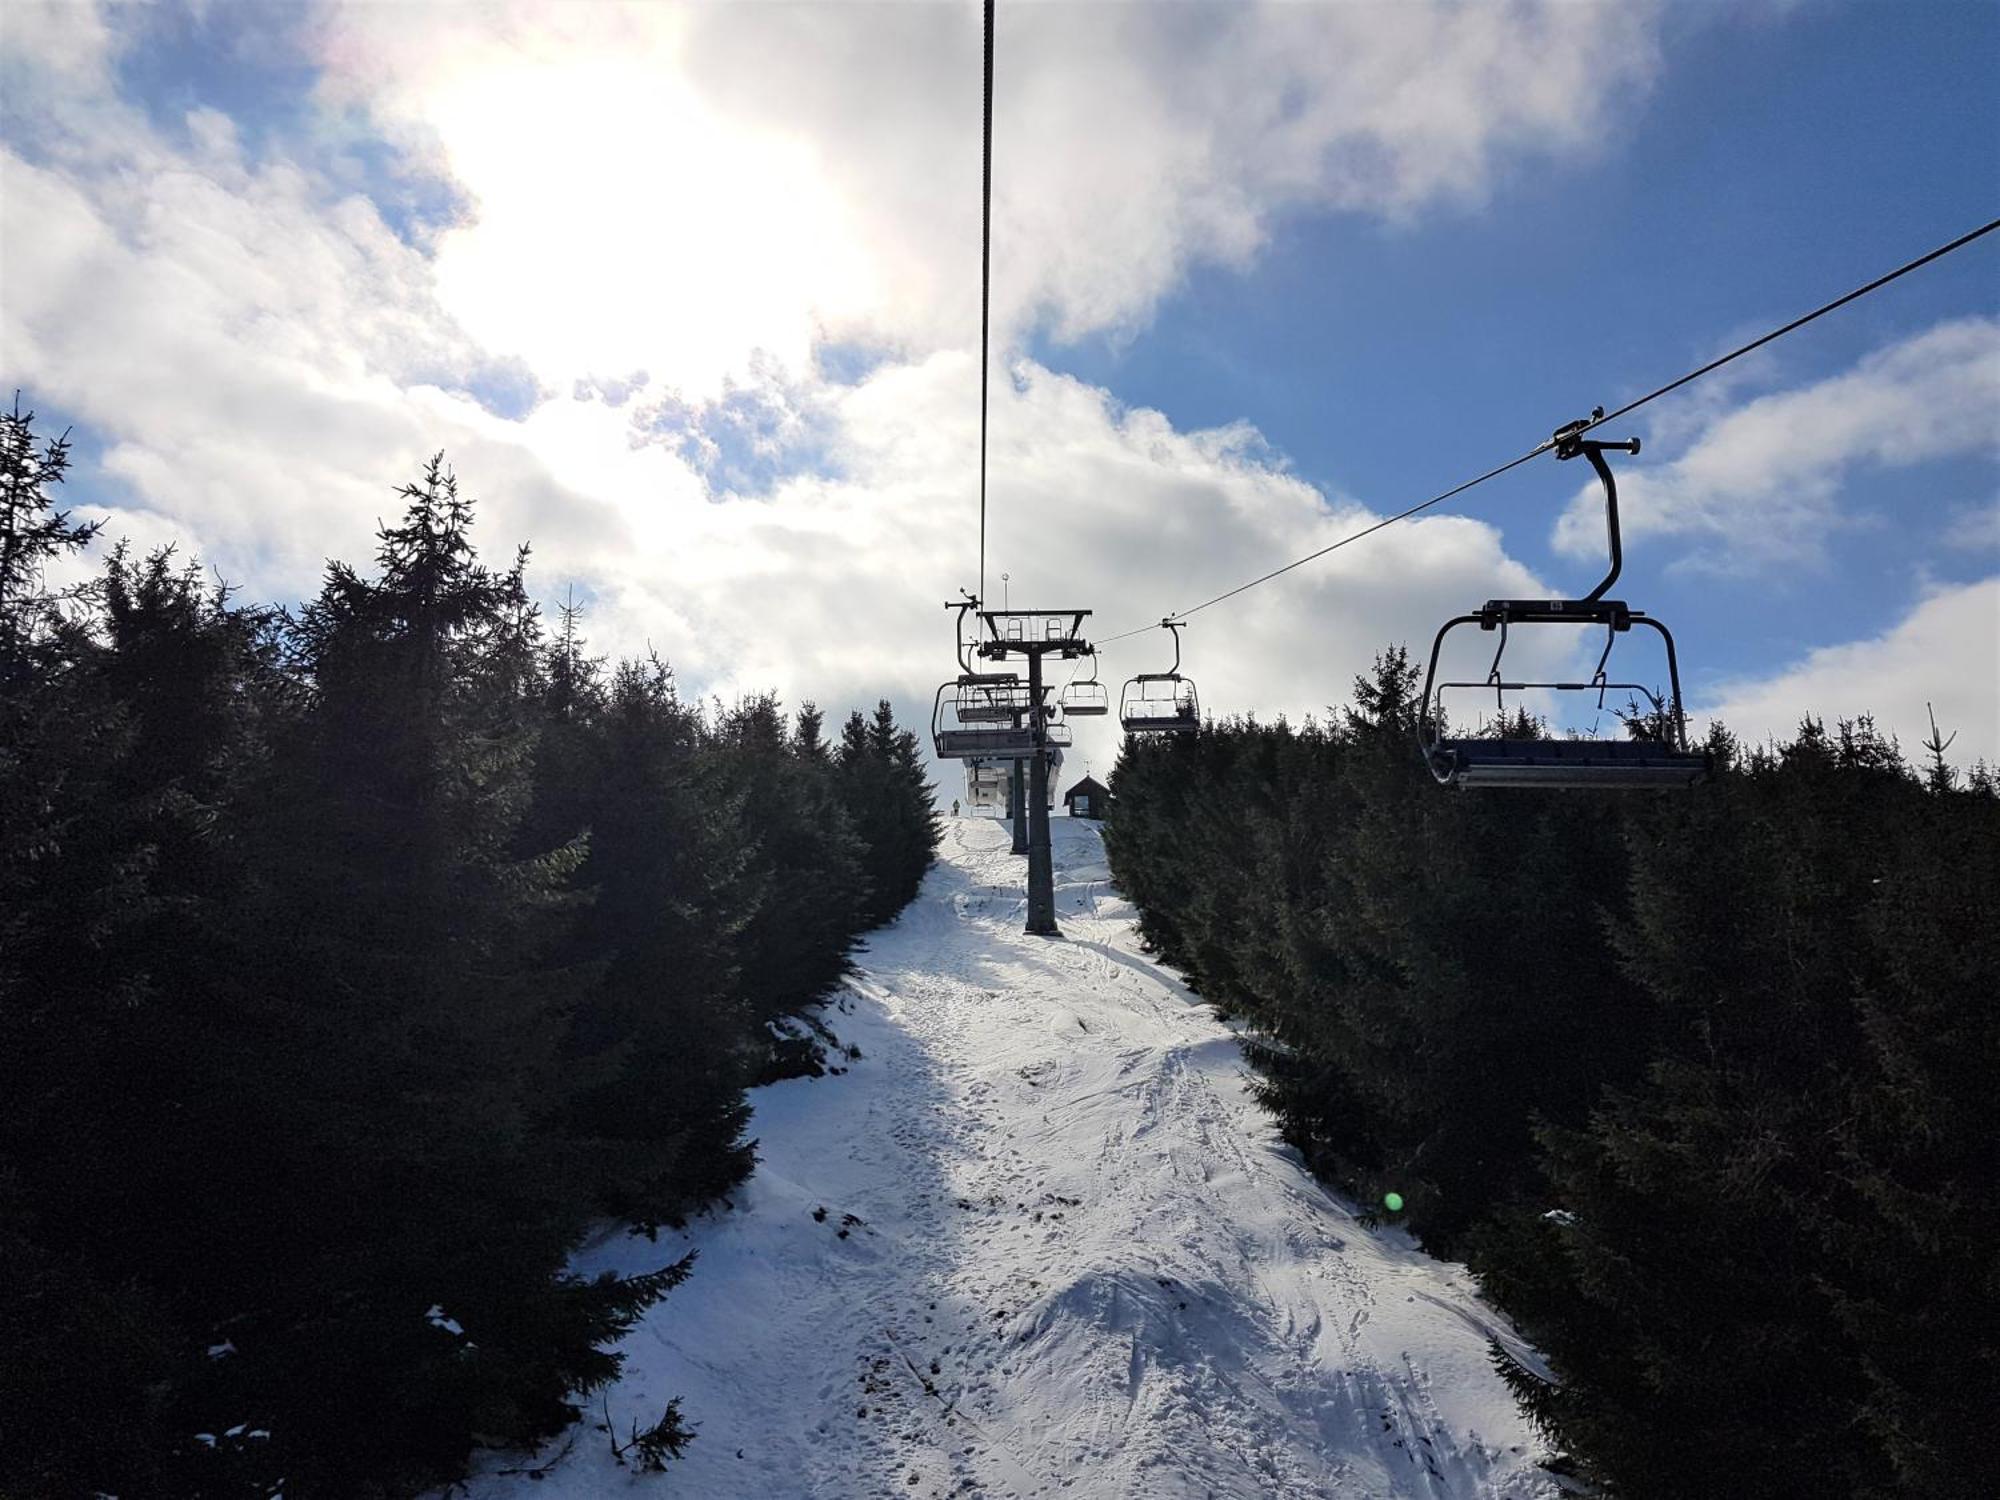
left=450, top=818, right=1558, bottom=1500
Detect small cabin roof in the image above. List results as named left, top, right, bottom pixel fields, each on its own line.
left=1063, top=775, right=1110, bottom=801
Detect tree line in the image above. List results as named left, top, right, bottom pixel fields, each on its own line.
left=1104, top=648, right=1997, bottom=1498
left=0, top=401, right=939, bottom=1498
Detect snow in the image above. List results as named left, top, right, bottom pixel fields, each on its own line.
left=450, top=816, right=1557, bottom=1498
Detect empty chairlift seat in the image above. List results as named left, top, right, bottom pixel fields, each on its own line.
left=933, top=680, right=1038, bottom=759
left=1119, top=620, right=1200, bottom=736
left=1119, top=674, right=1199, bottom=735
left=955, top=673, right=1029, bottom=722
left=1427, top=729, right=1711, bottom=788
left=1416, top=419, right=1710, bottom=790
left=1060, top=652, right=1111, bottom=716
left=933, top=603, right=1042, bottom=761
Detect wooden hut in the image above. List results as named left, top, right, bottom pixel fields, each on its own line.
left=1063, top=775, right=1110, bottom=820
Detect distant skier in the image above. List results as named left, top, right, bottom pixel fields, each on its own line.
left=951, top=799, right=961, bottom=817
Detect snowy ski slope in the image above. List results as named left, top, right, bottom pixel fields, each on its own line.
left=454, top=816, right=1558, bottom=1499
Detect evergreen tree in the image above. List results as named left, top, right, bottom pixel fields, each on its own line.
left=1106, top=657, right=2000, bottom=1496
left=192, top=458, right=648, bottom=1492
left=550, top=652, right=761, bottom=1228
left=711, top=694, right=868, bottom=1065
left=0, top=394, right=96, bottom=673
left=0, top=419, right=1055, bottom=1496
left=795, top=699, right=829, bottom=761
left=836, top=699, right=941, bottom=926
left=0, top=423, right=202, bottom=1489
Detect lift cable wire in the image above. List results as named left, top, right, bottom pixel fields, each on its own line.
left=977, top=0, right=995, bottom=607
left=1091, top=213, right=2000, bottom=650
left=1580, top=214, right=2000, bottom=433
left=1091, top=442, right=1549, bottom=649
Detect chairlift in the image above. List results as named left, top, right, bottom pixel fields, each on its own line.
left=1060, top=651, right=1110, bottom=716
left=935, top=595, right=1034, bottom=760
left=932, top=598, right=1079, bottom=761
left=962, top=758, right=1011, bottom=817
left=955, top=673, right=1029, bottom=722
left=1119, top=620, right=1200, bottom=736
left=933, top=680, right=1039, bottom=760
left=1415, top=417, right=1711, bottom=789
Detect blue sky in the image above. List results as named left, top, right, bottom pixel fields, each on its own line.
left=1040, top=1, right=1998, bottom=691
left=3, top=0, right=1995, bottom=768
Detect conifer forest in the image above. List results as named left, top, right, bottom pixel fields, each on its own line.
left=1105, top=655, right=1999, bottom=1498
left=1, top=405, right=940, bottom=1496
left=10, top=375, right=1996, bottom=1498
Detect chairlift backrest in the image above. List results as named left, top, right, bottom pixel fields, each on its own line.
left=955, top=674, right=1027, bottom=723
left=1061, top=650, right=1110, bottom=716
left=1062, top=680, right=1109, bottom=716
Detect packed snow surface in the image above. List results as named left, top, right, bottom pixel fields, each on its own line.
left=455, top=817, right=1558, bottom=1498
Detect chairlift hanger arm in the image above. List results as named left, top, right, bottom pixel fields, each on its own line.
left=945, top=592, right=982, bottom=674
left=1552, top=412, right=1640, bottom=603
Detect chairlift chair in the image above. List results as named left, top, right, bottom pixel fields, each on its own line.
left=1119, top=620, right=1200, bottom=736
left=1416, top=418, right=1711, bottom=789
left=932, top=679, right=1039, bottom=761
left=1060, top=651, right=1110, bottom=716
left=961, top=758, right=1011, bottom=817
left=955, top=673, right=1029, bottom=723
left=935, top=596, right=1039, bottom=760
left=961, top=749, right=1062, bottom=814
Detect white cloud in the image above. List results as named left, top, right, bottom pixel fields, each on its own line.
left=685, top=354, right=1556, bottom=778
left=311, top=0, right=1663, bottom=399
left=10, top=0, right=1990, bottom=809
left=4, top=0, right=1653, bottom=780
left=1701, top=577, right=2000, bottom=766
left=1, top=134, right=516, bottom=592
left=0, top=0, right=119, bottom=86
left=1942, top=499, right=2000, bottom=553
left=0, top=76, right=1551, bottom=770
left=1554, top=317, right=2000, bottom=571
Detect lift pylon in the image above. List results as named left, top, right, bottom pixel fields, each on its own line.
left=975, top=609, right=1092, bottom=936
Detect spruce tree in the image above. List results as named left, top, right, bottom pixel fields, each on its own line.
left=0, top=394, right=96, bottom=674
left=552, top=651, right=761, bottom=1227
left=712, top=693, right=867, bottom=1054
left=222, top=458, right=652, bottom=1491
left=835, top=699, right=940, bottom=926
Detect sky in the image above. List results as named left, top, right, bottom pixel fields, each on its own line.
left=3, top=0, right=1996, bottom=782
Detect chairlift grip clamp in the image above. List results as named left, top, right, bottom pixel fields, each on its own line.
left=1553, top=415, right=1641, bottom=463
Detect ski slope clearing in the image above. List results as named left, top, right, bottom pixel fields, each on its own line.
left=453, top=816, right=1558, bottom=1499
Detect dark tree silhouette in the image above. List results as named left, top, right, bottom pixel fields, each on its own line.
left=0, top=417, right=941, bottom=1498
left=1106, top=662, right=1998, bottom=1497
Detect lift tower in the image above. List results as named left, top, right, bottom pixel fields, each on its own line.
left=976, top=609, right=1090, bottom=936
left=1010, top=756, right=1028, bottom=855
